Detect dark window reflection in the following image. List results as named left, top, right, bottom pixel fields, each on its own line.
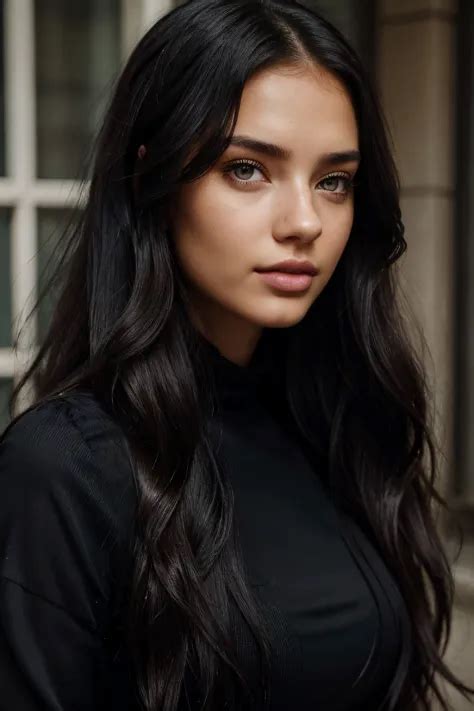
left=37, top=208, right=76, bottom=342
left=35, top=0, right=121, bottom=179
left=0, top=208, right=12, bottom=347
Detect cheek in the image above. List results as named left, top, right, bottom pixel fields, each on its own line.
left=172, top=189, right=219, bottom=266
left=172, top=205, right=247, bottom=291
left=323, top=208, right=353, bottom=262
left=174, top=185, right=260, bottom=269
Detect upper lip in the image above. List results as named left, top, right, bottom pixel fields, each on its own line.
left=256, top=259, right=318, bottom=276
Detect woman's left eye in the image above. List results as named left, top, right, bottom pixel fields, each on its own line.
left=318, top=174, right=353, bottom=195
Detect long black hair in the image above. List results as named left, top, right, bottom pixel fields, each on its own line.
left=4, top=0, right=473, bottom=709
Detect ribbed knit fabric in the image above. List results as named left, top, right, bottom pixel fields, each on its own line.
left=200, top=336, right=412, bottom=711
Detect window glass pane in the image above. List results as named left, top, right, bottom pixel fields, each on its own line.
left=37, top=209, right=74, bottom=342
left=0, top=208, right=12, bottom=347
left=0, top=0, right=5, bottom=176
left=35, top=0, right=121, bottom=179
left=0, top=378, right=12, bottom=434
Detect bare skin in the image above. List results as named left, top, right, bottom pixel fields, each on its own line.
left=170, top=62, right=360, bottom=366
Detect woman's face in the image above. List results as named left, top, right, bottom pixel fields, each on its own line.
left=170, top=62, right=360, bottom=363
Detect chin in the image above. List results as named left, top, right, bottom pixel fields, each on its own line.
left=255, top=306, right=312, bottom=329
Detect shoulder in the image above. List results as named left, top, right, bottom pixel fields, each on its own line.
left=0, top=389, right=136, bottom=512
left=0, top=390, right=137, bottom=624
left=1, top=388, right=129, bottom=460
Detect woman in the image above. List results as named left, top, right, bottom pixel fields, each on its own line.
left=0, top=1, right=472, bottom=709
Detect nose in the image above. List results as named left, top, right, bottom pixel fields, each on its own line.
left=273, top=185, right=323, bottom=244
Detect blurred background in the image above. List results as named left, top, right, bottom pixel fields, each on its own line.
left=0, top=0, right=472, bottom=706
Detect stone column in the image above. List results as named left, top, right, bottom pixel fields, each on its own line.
left=377, top=4, right=474, bottom=708
left=376, top=0, right=458, bottom=500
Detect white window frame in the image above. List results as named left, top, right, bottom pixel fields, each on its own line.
left=0, top=0, right=173, bottom=414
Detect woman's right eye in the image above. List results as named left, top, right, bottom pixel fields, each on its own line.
left=223, top=160, right=266, bottom=184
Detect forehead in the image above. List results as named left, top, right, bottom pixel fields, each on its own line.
left=232, top=64, right=358, bottom=152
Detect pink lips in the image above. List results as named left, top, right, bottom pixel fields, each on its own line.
left=256, top=271, right=314, bottom=292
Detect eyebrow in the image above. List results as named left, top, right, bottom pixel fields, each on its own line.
left=228, top=135, right=361, bottom=166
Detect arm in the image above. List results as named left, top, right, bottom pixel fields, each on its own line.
left=0, top=577, right=107, bottom=710
left=0, top=396, right=136, bottom=710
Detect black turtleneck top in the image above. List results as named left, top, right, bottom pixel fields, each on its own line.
left=0, top=335, right=412, bottom=711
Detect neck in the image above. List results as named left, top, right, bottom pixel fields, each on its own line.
left=187, top=298, right=263, bottom=367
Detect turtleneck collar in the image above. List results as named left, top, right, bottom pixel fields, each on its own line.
left=198, top=329, right=326, bottom=476
left=198, top=330, right=288, bottom=416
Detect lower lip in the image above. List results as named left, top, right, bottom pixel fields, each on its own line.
left=256, top=270, right=314, bottom=292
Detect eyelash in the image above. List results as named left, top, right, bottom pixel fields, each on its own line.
left=223, top=158, right=356, bottom=197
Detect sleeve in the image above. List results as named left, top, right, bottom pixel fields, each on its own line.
left=0, top=398, right=135, bottom=711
